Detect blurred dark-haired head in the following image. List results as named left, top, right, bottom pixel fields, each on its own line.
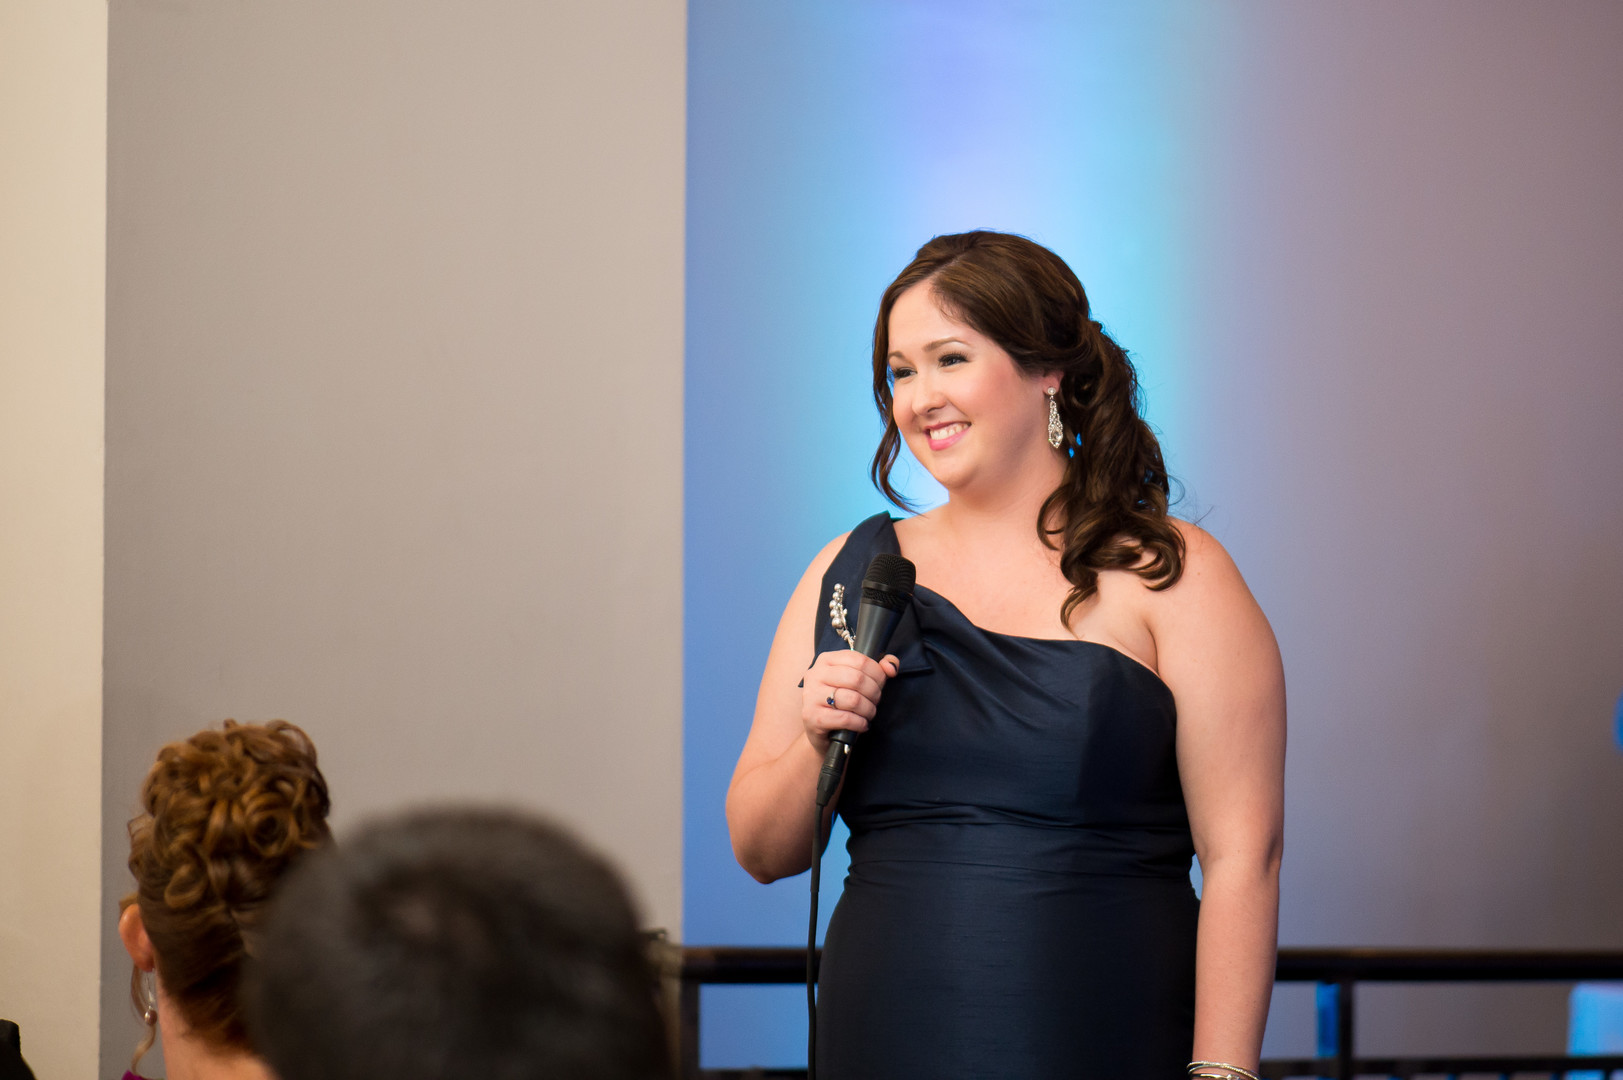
left=245, top=807, right=668, bottom=1080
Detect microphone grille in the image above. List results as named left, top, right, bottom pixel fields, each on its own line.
left=861, top=554, right=916, bottom=610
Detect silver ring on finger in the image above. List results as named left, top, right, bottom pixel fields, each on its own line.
left=825, top=691, right=838, bottom=709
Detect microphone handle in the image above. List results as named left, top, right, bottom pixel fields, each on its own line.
left=816, top=739, right=849, bottom=807
left=851, top=600, right=904, bottom=660
left=816, top=600, right=906, bottom=805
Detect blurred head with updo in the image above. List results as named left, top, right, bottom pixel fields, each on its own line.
left=117, top=720, right=330, bottom=1078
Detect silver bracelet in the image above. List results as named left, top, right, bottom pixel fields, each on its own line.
left=1188, top=1063, right=1262, bottom=1080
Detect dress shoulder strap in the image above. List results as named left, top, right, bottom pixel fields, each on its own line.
left=813, top=513, right=895, bottom=656
left=812, top=514, right=930, bottom=674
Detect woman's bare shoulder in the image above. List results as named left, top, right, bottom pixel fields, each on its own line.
left=1146, top=518, right=1284, bottom=734
left=759, top=529, right=855, bottom=687
left=1171, top=516, right=1236, bottom=570
left=1139, top=518, right=1251, bottom=609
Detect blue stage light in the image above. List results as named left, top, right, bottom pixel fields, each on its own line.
left=685, top=1, right=1232, bottom=1067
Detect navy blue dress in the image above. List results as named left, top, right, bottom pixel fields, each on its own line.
left=814, top=514, right=1197, bottom=1080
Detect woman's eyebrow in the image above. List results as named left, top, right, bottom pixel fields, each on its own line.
left=889, top=337, right=968, bottom=360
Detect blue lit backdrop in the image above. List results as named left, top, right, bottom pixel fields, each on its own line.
left=685, top=2, right=1231, bottom=1066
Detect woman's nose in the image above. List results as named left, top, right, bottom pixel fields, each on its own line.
left=909, top=371, right=948, bottom=414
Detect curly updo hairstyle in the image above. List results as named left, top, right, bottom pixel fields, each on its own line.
left=870, top=230, right=1185, bottom=625
left=122, top=720, right=330, bottom=1057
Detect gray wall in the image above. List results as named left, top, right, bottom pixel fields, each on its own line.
left=102, top=2, right=685, bottom=1074
left=1183, top=1, right=1623, bottom=1056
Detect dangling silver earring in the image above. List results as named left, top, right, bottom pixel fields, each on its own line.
left=139, top=969, right=158, bottom=1026
left=131, top=968, right=158, bottom=1073
left=1046, top=387, right=1063, bottom=449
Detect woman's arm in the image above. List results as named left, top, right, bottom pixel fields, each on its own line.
left=725, top=534, right=896, bottom=883
left=1151, top=523, right=1287, bottom=1071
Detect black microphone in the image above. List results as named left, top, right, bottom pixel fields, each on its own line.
left=815, top=553, right=916, bottom=807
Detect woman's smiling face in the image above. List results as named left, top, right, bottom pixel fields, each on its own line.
left=886, top=281, right=1057, bottom=496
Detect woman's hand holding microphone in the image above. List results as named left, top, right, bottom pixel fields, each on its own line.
left=802, top=649, right=900, bottom=755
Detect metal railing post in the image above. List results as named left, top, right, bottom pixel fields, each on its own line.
left=679, top=978, right=701, bottom=1079
left=1315, top=979, right=1355, bottom=1080
left=1335, top=978, right=1355, bottom=1080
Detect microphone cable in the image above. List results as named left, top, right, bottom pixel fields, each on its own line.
left=808, top=800, right=824, bottom=1079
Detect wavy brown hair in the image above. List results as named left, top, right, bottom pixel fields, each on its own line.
left=871, top=230, right=1184, bottom=625
left=123, top=720, right=330, bottom=1056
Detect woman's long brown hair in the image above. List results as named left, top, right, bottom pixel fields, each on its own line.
left=870, top=231, right=1184, bottom=626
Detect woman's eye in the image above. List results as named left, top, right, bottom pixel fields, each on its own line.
left=939, top=352, right=967, bottom=367
left=889, top=366, right=914, bottom=381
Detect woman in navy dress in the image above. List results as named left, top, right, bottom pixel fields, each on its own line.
left=727, top=231, right=1285, bottom=1080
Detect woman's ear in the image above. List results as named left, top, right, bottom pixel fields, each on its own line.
left=119, top=904, right=156, bottom=972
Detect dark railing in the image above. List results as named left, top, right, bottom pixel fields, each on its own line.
left=674, top=946, right=1623, bottom=1080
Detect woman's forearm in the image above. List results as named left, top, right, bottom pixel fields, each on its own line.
left=726, top=735, right=834, bottom=883
left=1191, top=853, right=1281, bottom=1070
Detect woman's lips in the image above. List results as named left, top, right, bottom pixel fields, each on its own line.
left=926, top=422, right=968, bottom=451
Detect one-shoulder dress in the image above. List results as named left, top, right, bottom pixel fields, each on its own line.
left=814, top=514, right=1198, bottom=1080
